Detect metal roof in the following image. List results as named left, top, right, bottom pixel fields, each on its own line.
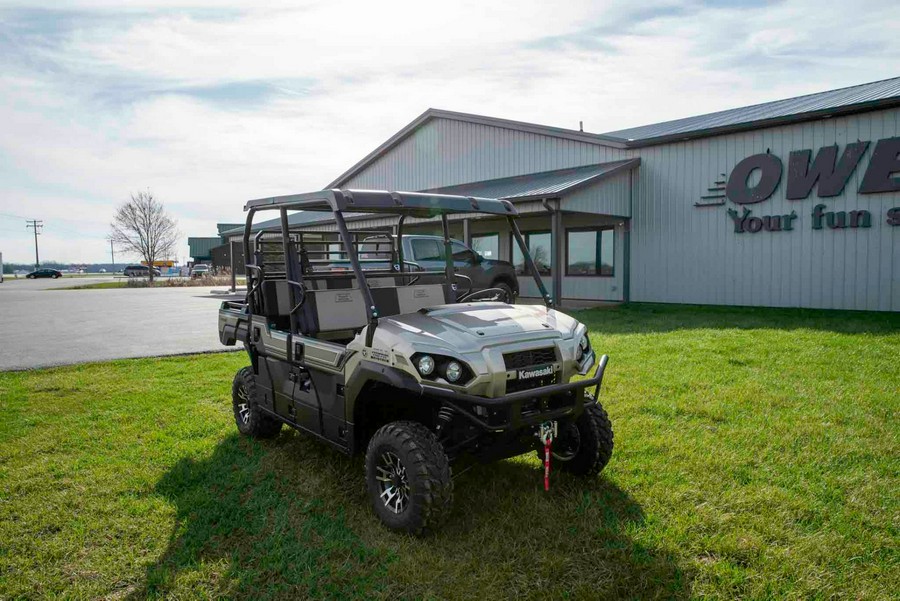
left=187, top=237, right=222, bottom=260
left=602, top=76, right=900, bottom=146
left=427, top=159, right=640, bottom=201
left=326, top=78, right=900, bottom=187
left=216, top=223, right=243, bottom=235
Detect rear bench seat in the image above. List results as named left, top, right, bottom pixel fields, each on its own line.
left=260, top=279, right=452, bottom=339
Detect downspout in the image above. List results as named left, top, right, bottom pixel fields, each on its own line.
left=624, top=168, right=633, bottom=303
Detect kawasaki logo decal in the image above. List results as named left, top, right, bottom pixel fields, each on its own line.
left=518, top=365, right=553, bottom=380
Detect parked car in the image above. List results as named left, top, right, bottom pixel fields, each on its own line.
left=26, top=268, right=62, bottom=279
left=123, top=264, right=161, bottom=277
left=190, top=264, right=211, bottom=279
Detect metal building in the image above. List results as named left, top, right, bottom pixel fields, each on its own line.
left=237, top=77, right=900, bottom=311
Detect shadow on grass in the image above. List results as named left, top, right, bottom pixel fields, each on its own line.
left=133, top=430, right=689, bottom=599
left=129, top=434, right=389, bottom=599
left=574, top=302, right=900, bottom=336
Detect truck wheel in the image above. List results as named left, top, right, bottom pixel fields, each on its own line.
left=365, top=421, right=453, bottom=535
left=544, top=400, right=613, bottom=477
left=493, top=282, right=515, bottom=304
left=232, top=367, right=282, bottom=438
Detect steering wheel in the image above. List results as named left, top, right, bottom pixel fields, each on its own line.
left=459, top=287, right=511, bottom=304
left=453, top=273, right=473, bottom=298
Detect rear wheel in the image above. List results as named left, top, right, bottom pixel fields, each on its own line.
left=365, top=421, right=453, bottom=535
left=542, top=397, right=613, bottom=476
left=232, top=367, right=282, bottom=438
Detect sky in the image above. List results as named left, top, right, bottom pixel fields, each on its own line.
left=0, top=0, right=898, bottom=264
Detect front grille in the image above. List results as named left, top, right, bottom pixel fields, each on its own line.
left=503, top=347, right=556, bottom=370
left=506, top=372, right=558, bottom=394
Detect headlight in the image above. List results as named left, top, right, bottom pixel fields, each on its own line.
left=445, top=361, right=463, bottom=383
left=577, top=334, right=590, bottom=360
left=417, top=355, right=435, bottom=376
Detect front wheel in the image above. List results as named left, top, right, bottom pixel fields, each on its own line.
left=493, top=282, right=515, bottom=304
left=542, top=397, right=613, bottom=476
left=232, top=367, right=282, bottom=438
left=365, top=421, right=453, bottom=535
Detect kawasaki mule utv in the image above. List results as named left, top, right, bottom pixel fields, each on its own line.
left=219, top=189, right=613, bottom=535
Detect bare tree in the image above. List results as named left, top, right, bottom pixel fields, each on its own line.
left=109, top=190, right=179, bottom=282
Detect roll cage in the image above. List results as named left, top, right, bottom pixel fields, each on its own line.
left=241, top=189, right=554, bottom=342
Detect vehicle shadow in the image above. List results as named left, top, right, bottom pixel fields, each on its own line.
left=131, top=431, right=690, bottom=599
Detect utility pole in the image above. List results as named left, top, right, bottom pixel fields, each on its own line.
left=25, top=220, right=42, bottom=268
left=109, top=239, right=115, bottom=271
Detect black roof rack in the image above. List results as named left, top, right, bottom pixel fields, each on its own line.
left=244, top=188, right=517, bottom=217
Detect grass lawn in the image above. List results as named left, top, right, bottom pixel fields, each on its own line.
left=0, top=304, right=897, bottom=599
left=56, top=280, right=131, bottom=289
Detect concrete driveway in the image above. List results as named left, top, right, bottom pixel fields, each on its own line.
left=0, top=278, right=241, bottom=370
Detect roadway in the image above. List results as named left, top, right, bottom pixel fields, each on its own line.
left=0, top=277, right=242, bottom=370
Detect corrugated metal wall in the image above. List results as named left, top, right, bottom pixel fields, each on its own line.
left=564, top=170, right=632, bottom=217
left=343, top=118, right=628, bottom=191
left=629, top=107, right=900, bottom=311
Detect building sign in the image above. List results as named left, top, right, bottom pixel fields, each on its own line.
left=701, top=137, right=900, bottom=233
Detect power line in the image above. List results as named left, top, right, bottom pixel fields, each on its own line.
left=0, top=211, right=34, bottom=221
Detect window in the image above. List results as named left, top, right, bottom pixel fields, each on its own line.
left=471, top=233, right=499, bottom=259
left=410, top=238, right=443, bottom=261
left=566, top=228, right=615, bottom=276
left=512, top=231, right=552, bottom=276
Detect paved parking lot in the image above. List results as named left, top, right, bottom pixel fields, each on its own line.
left=0, top=277, right=241, bottom=370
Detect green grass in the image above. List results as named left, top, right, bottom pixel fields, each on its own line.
left=0, top=304, right=897, bottom=599
left=57, top=280, right=130, bottom=289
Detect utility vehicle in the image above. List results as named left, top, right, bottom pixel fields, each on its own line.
left=219, top=189, right=612, bottom=534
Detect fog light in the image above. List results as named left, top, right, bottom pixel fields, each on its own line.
left=445, top=361, right=463, bottom=383
left=417, top=355, right=435, bottom=376
left=577, top=334, right=589, bottom=360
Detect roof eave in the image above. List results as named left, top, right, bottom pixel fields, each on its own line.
left=621, top=97, right=900, bottom=148
left=498, top=158, right=641, bottom=202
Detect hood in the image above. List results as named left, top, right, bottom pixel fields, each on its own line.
left=362, top=302, right=581, bottom=356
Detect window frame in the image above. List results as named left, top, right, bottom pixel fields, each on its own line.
left=510, top=229, right=553, bottom=276
left=470, top=232, right=500, bottom=260
left=565, top=226, right=615, bottom=278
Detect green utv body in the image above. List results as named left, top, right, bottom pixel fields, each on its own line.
left=219, top=189, right=612, bottom=535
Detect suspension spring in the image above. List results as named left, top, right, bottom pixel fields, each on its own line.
left=435, top=405, right=455, bottom=436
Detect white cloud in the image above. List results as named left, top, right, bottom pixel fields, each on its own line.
left=0, top=0, right=897, bottom=263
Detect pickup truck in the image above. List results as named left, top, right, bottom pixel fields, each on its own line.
left=349, top=235, right=519, bottom=302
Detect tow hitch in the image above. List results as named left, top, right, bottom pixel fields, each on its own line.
left=538, top=420, right=557, bottom=491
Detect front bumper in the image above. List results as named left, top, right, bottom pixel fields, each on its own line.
left=417, top=354, right=609, bottom=431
